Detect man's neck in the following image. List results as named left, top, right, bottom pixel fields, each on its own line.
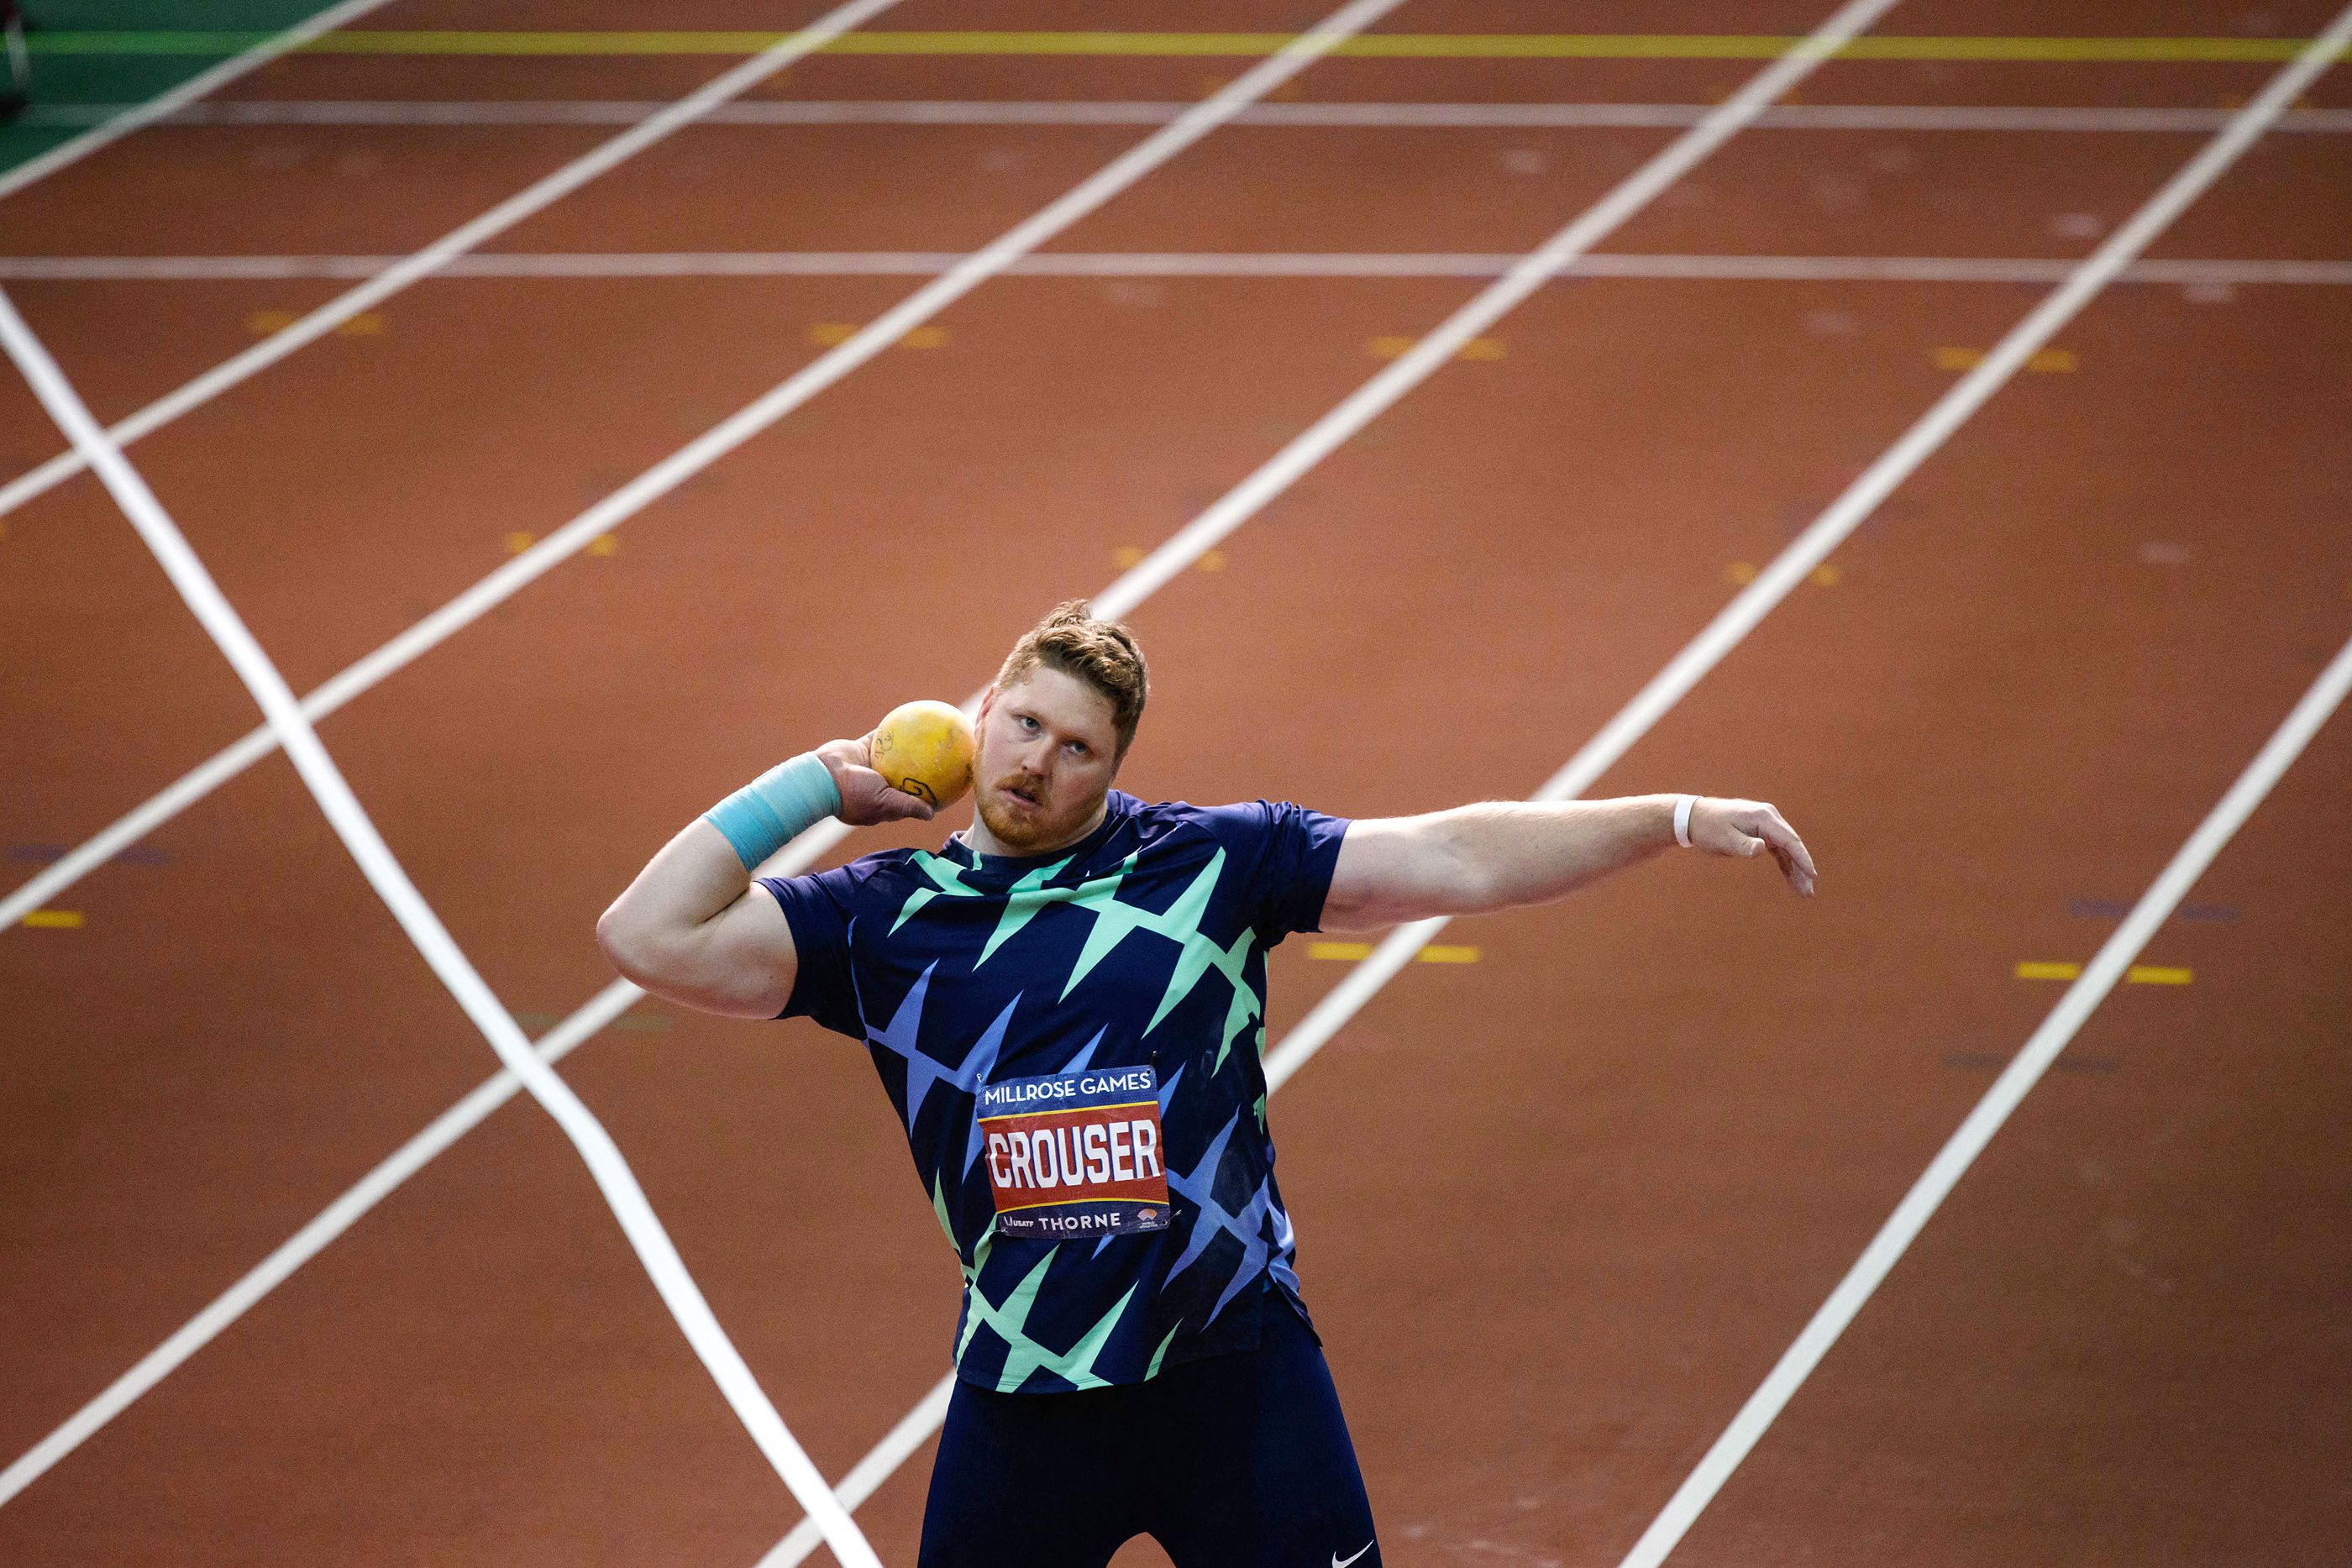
left=959, top=795, right=1110, bottom=861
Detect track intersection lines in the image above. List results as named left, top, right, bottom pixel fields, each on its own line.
left=4, top=2, right=2351, bottom=1565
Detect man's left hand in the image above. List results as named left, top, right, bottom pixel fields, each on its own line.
left=1689, top=798, right=1816, bottom=896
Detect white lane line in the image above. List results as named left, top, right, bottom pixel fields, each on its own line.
left=770, top=3, right=2352, bottom=1553
left=748, top=2, right=1920, bottom=1558
left=1614, top=645, right=2352, bottom=1564
left=0, top=0, right=1417, bottom=1497
left=1274, top=8, right=2352, bottom=1110
left=20, top=97, right=2352, bottom=134
left=1613, top=13, right=2352, bottom=1565
left=0, top=0, right=400, bottom=203
left=0, top=0, right=908, bottom=530
left=0, top=289, right=884, bottom=1568
left=752, top=1377, right=960, bottom=1568
left=0, top=0, right=1887, bottom=1507
left=746, top=544, right=2352, bottom=1563
left=1084, top=0, right=1900, bottom=626
left=0, top=0, right=1415, bottom=938
left=0, top=991, right=623, bottom=1509
left=7, top=251, right=2348, bottom=285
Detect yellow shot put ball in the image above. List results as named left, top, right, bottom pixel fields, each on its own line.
left=871, top=700, right=975, bottom=809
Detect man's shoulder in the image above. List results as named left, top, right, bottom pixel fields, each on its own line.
left=1116, top=797, right=1349, bottom=882
left=1121, top=794, right=1240, bottom=846
left=769, top=846, right=923, bottom=905
left=1127, top=795, right=1325, bottom=836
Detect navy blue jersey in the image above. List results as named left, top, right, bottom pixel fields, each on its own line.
left=760, top=791, right=1350, bottom=1392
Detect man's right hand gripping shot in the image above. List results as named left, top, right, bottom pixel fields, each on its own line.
left=597, top=602, right=1818, bottom=1568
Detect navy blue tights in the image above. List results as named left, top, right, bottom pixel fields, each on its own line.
left=916, top=1293, right=1381, bottom=1568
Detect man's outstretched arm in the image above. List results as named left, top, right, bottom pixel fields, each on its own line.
left=1320, top=794, right=1814, bottom=932
left=596, top=733, right=932, bottom=1018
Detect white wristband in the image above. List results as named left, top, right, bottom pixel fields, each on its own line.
left=1672, top=794, right=1697, bottom=848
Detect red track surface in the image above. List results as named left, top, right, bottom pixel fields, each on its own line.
left=3, top=1, right=2348, bottom=1565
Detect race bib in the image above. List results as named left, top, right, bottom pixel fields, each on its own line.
left=978, top=1065, right=1170, bottom=1240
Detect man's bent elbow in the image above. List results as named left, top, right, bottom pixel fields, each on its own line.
left=596, top=901, right=668, bottom=987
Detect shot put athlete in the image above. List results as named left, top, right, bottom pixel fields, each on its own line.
left=597, top=602, right=1816, bottom=1567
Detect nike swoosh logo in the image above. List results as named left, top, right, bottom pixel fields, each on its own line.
left=1333, top=1544, right=1373, bottom=1568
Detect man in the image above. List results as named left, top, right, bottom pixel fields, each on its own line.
left=3, top=2, right=29, bottom=122
left=599, top=601, right=1815, bottom=1567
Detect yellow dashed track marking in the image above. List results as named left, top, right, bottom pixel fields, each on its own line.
left=1309, top=941, right=1481, bottom=962
left=1112, top=545, right=1226, bottom=572
left=1727, top=562, right=1842, bottom=586
left=245, top=309, right=385, bottom=337
left=2017, top=960, right=2196, bottom=984
left=807, top=322, right=948, bottom=349
left=1936, top=345, right=2077, bottom=373
left=507, top=531, right=622, bottom=556
left=1367, top=334, right=1504, bottom=361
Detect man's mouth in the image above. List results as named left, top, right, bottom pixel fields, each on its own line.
left=999, top=780, right=1042, bottom=810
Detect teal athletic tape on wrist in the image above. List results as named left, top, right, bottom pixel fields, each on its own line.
left=704, top=752, right=842, bottom=871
